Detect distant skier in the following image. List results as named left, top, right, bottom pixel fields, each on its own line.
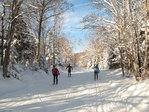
left=52, top=65, right=60, bottom=85
left=66, top=64, right=73, bottom=77
left=93, top=64, right=100, bottom=80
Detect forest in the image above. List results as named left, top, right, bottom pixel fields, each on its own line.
left=0, top=0, right=149, bottom=81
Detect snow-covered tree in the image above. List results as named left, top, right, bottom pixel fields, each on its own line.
left=26, top=0, right=71, bottom=58
left=11, top=16, right=36, bottom=66
left=56, top=37, right=74, bottom=66
left=81, top=0, right=148, bottom=80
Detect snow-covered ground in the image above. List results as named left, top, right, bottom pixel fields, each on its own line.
left=0, top=68, right=149, bottom=112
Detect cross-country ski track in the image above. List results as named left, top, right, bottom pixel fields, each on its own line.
left=0, top=68, right=149, bottom=112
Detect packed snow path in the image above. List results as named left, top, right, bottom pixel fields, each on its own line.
left=0, top=69, right=149, bottom=112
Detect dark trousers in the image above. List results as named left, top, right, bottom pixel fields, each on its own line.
left=94, top=72, right=99, bottom=80
left=53, top=75, right=58, bottom=84
left=68, top=71, right=71, bottom=77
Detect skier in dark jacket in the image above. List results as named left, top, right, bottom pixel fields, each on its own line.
left=93, top=64, right=100, bottom=80
left=66, top=64, right=73, bottom=77
left=52, top=65, right=60, bottom=85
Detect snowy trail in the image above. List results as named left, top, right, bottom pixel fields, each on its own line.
left=0, top=69, right=149, bottom=112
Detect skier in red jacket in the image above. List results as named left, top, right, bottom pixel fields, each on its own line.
left=52, top=65, right=60, bottom=85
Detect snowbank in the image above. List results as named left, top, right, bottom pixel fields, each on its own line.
left=116, top=79, right=149, bottom=112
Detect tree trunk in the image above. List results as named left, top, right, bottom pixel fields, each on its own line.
left=119, top=47, right=125, bottom=77
left=118, top=30, right=125, bottom=77
left=52, top=36, right=56, bottom=65
left=37, top=16, right=43, bottom=58
left=1, top=5, right=5, bottom=65
left=3, top=21, right=15, bottom=78
left=3, top=0, right=22, bottom=78
left=3, top=46, right=11, bottom=78
left=141, top=0, right=149, bottom=79
left=37, top=0, right=45, bottom=58
left=142, top=5, right=149, bottom=79
left=134, top=26, right=142, bottom=77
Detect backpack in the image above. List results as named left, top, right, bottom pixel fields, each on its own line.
left=52, top=68, right=59, bottom=75
left=94, top=67, right=99, bottom=73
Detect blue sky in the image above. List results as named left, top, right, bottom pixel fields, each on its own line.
left=62, top=0, right=95, bottom=53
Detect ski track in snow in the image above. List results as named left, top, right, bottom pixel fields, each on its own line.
left=0, top=69, right=148, bottom=112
